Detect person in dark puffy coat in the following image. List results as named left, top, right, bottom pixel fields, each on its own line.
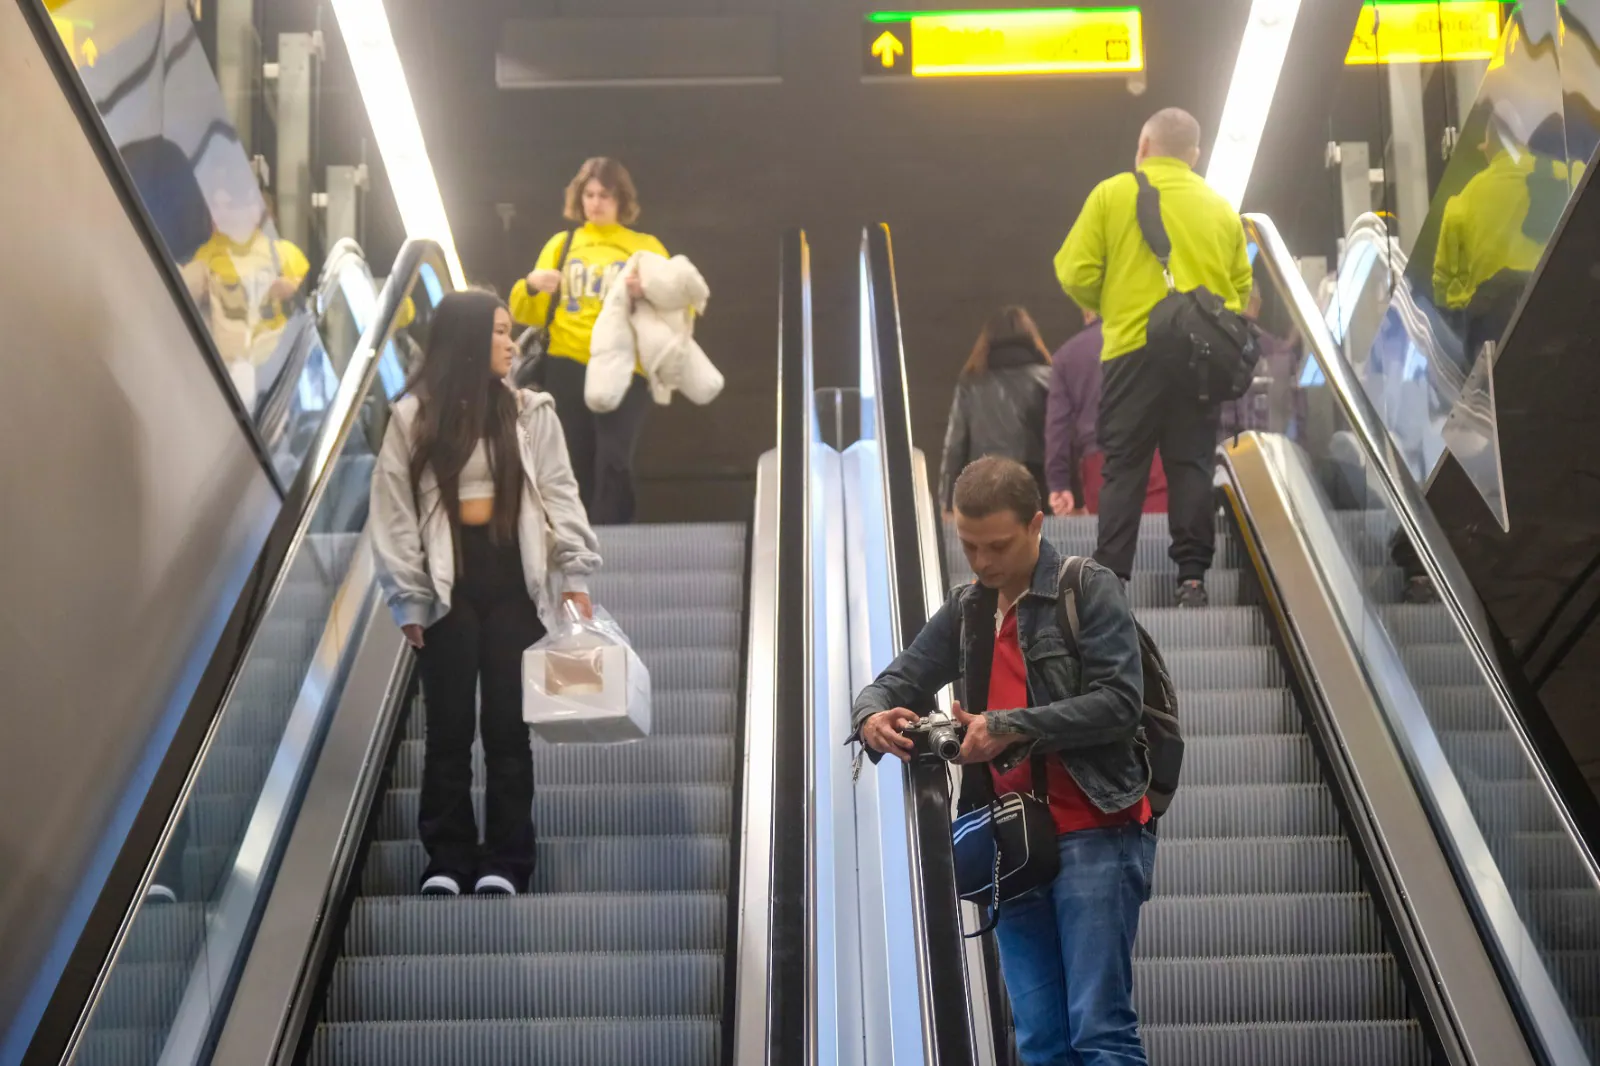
left=941, top=306, right=1054, bottom=512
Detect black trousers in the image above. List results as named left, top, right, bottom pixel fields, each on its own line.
left=1094, top=347, right=1220, bottom=582
left=416, top=525, right=545, bottom=888
left=543, top=355, right=651, bottom=525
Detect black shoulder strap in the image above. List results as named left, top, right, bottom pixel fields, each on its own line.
left=543, top=228, right=580, bottom=329
left=1132, top=171, right=1176, bottom=292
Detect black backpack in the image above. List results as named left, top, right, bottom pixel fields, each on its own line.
left=1056, top=556, right=1183, bottom=817
left=1133, top=171, right=1260, bottom=407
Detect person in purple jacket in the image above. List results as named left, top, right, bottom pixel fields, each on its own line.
left=1045, top=310, right=1167, bottom=518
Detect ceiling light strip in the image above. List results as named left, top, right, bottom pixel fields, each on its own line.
left=1206, top=0, right=1304, bottom=211
left=330, top=0, right=465, bottom=288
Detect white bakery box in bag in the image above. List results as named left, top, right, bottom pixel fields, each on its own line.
left=522, top=606, right=652, bottom=743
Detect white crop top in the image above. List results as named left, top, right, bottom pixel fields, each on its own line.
left=459, top=441, right=494, bottom=501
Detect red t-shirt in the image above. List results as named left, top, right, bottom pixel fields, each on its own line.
left=987, top=604, right=1150, bottom=835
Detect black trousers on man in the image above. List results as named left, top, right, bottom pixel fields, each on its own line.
left=543, top=354, right=651, bottom=525
left=416, top=525, right=544, bottom=889
left=1093, top=347, right=1219, bottom=582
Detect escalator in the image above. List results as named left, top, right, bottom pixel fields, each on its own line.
left=859, top=215, right=1600, bottom=1066
left=50, top=231, right=812, bottom=1066
left=943, top=516, right=1430, bottom=1063
left=306, top=523, right=748, bottom=1063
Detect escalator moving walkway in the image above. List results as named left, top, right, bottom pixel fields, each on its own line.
left=309, top=522, right=746, bottom=1065
left=946, top=514, right=1434, bottom=1065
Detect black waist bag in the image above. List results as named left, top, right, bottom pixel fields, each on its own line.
left=1135, top=171, right=1259, bottom=406
left=952, top=756, right=1059, bottom=938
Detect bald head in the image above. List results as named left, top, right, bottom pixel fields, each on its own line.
left=1137, top=107, right=1202, bottom=167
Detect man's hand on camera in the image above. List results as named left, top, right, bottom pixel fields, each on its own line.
left=952, top=701, right=1025, bottom=764
left=862, top=707, right=920, bottom=762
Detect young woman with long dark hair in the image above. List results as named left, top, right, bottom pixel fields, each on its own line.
left=510, top=157, right=667, bottom=524
left=940, top=305, right=1055, bottom=512
left=371, top=290, right=601, bottom=896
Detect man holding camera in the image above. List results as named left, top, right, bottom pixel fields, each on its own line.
left=1054, top=107, right=1254, bottom=608
left=853, top=456, right=1155, bottom=1066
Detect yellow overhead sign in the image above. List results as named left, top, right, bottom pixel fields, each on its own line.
left=863, top=8, right=1144, bottom=79
left=1345, top=2, right=1502, bottom=65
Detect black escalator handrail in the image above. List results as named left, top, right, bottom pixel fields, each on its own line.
left=731, top=229, right=815, bottom=1065
left=1243, top=212, right=1600, bottom=1056
left=862, top=223, right=986, bottom=1065
left=45, top=239, right=448, bottom=1066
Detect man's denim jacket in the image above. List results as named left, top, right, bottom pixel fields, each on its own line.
left=851, top=538, right=1149, bottom=814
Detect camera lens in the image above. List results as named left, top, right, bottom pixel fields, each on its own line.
left=932, top=728, right=962, bottom=763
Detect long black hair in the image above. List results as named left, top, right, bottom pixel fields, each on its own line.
left=404, top=290, right=521, bottom=545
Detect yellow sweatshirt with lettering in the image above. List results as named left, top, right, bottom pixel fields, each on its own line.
left=510, top=223, right=668, bottom=366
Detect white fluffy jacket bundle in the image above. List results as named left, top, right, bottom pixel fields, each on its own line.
left=586, top=252, right=724, bottom=413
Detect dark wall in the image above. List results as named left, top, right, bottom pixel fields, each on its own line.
left=286, top=0, right=1368, bottom=520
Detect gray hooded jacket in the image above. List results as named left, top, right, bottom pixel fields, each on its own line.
left=369, top=388, right=601, bottom=634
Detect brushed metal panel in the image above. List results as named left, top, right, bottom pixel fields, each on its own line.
left=0, top=6, right=279, bottom=1052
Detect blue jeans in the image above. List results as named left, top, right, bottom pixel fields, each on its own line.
left=993, top=824, right=1157, bottom=1066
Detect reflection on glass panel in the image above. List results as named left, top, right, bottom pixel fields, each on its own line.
left=1237, top=243, right=1600, bottom=1064
left=66, top=268, right=438, bottom=1066
left=44, top=0, right=350, bottom=491
left=1560, top=0, right=1600, bottom=185
left=1347, top=0, right=1585, bottom=529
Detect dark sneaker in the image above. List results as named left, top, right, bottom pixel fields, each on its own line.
left=421, top=873, right=462, bottom=897
left=1175, top=580, right=1209, bottom=609
left=474, top=873, right=517, bottom=897
left=1403, top=575, right=1441, bottom=605
left=145, top=883, right=177, bottom=904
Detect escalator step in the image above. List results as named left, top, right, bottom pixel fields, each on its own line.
left=1180, top=735, right=1321, bottom=786
left=1134, top=954, right=1412, bottom=1024
left=1141, top=1019, right=1429, bottom=1066
left=401, top=690, right=737, bottom=741
left=1137, top=894, right=1388, bottom=957
left=1162, top=648, right=1283, bottom=690
left=1177, top=690, right=1300, bottom=736
left=1158, top=784, right=1340, bottom=839
left=589, top=572, right=743, bottom=613
left=309, top=1018, right=719, bottom=1066
left=388, top=736, right=734, bottom=790
left=1135, top=607, right=1271, bottom=649
left=373, top=785, right=732, bottom=839
left=323, top=952, right=723, bottom=1022
left=359, top=837, right=729, bottom=896
left=596, top=523, right=745, bottom=572
left=342, top=893, right=725, bottom=956
left=114, top=903, right=205, bottom=966
left=598, top=609, right=741, bottom=651
left=1152, top=838, right=1362, bottom=895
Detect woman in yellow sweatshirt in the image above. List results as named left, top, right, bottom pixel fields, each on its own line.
left=510, top=158, right=667, bottom=525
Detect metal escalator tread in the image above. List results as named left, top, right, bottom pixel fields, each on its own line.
left=947, top=515, right=1432, bottom=1065
left=309, top=523, right=746, bottom=1066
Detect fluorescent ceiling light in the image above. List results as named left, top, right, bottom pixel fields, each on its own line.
left=1206, top=0, right=1304, bottom=211
left=331, top=0, right=465, bottom=288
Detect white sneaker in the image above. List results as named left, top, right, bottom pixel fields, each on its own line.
left=145, top=883, right=177, bottom=904
left=474, top=873, right=516, bottom=896
left=421, top=873, right=462, bottom=896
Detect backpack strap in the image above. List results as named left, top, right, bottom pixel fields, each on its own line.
left=1055, top=555, right=1089, bottom=661
left=1132, top=171, right=1176, bottom=293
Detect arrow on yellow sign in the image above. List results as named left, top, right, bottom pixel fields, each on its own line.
left=871, top=30, right=905, bottom=69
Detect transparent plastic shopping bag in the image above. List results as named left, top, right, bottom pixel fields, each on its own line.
left=522, top=603, right=652, bottom=742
